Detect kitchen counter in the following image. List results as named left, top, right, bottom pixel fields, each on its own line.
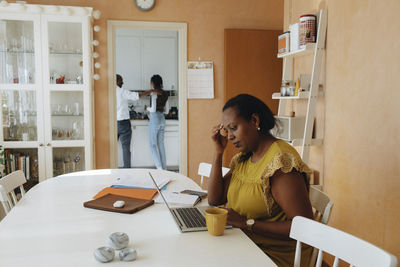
left=131, top=119, right=179, bottom=126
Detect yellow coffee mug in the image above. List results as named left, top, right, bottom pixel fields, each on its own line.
left=205, top=208, right=228, bottom=236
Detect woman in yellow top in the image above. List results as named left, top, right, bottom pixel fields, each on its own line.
left=208, top=94, right=313, bottom=267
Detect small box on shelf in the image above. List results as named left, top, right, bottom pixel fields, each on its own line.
left=289, top=23, right=300, bottom=52
left=278, top=31, right=290, bottom=55
left=271, top=116, right=305, bottom=141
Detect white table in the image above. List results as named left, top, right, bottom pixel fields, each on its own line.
left=0, top=169, right=276, bottom=267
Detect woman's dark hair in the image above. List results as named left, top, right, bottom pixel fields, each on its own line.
left=151, top=74, right=163, bottom=90
left=151, top=74, right=168, bottom=112
left=223, top=94, right=276, bottom=133
left=223, top=94, right=276, bottom=162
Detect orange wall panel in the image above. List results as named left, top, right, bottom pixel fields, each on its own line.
left=285, top=0, right=400, bottom=261
left=19, top=0, right=283, bottom=184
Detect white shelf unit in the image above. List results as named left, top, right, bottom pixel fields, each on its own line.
left=0, top=3, right=95, bottom=182
left=273, top=10, right=327, bottom=164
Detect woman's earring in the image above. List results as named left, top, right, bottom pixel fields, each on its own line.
left=257, top=127, right=261, bottom=131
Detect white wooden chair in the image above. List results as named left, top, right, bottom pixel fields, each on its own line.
left=309, top=185, right=334, bottom=224
left=198, top=162, right=230, bottom=188
left=290, top=216, right=398, bottom=267
left=309, top=186, right=334, bottom=267
left=0, top=170, right=27, bottom=215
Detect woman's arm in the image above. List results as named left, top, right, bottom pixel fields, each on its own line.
left=207, top=124, right=231, bottom=206
left=207, top=153, right=232, bottom=206
left=227, top=170, right=313, bottom=240
left=138, top=89, right=155, bottom=98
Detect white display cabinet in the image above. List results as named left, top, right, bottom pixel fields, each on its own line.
left=0, top=3, right=94, bottom=183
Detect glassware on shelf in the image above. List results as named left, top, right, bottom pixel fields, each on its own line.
left=72, top=121, right=81, bottom=139
left=64, top=155, right=72, bottom=173
left=52, top=104, right=61, bottom=115
left=63, top=104, right=71, bottom=115
left=28, top=126, right=36, bottom=141
left=6, top=64, right=14, bottom=83
left=0, top=20, right=35, bottom=84
left=48, top=22, right=83, bottom=84
left=73, top=102, right=80, bottom=115
left=64, top=129, right=72, bottom=139
left=73, top=153, right=81, bottom=172
left=56, top=128, right=63, bottom=139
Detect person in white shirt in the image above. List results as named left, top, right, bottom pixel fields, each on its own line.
left=116, top=74, right=155, bottom=168
left=147, top=74, right=169, bottom=170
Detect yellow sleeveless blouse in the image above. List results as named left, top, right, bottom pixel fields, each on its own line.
left=227, top=140, right=312, bottom=267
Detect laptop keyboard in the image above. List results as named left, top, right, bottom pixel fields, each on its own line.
left=176, top=208, right=206, bottom=228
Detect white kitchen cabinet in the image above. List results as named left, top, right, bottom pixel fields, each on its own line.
left=116, top=29, right=178, bottom=91
left=164, top=125, right=179, bottom=168
left=115, top=35, right=142, bottom=90
left=142, top=32, right=177, bottom=90
left=117, top=120, right=179, bottom=169
left=131, top=123, right=153, bottom=167
left=0, top=3, right=94, bottom=182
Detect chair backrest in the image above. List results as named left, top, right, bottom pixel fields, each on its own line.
left=0, top=185, right=12, bottom=214
left=290, top=216, right=398, bottom=267
left=309, top=185, right=334, bottom=225
left=0, top=170, right=27, bottom=215
left=198, top=162, right=230, bottom=187
left=308, top=186, right=334, bottom=267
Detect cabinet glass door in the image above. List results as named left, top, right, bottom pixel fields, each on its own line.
left=52, top=147, right=85, bottom=176
left=47, top=22, right=83, bottom=85
left=2, top=90, right=37, bottom=142
left=0, top=20, right=35, bottom=84
left=50, top=91, right=84, bottom=140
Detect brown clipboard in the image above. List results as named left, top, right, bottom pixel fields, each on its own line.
left=83, top=194, right=154, bottom=214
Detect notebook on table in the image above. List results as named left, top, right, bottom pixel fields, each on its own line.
left=84, top=194, right=154, bottom=214
left=93, top=187, right=158, bottom=200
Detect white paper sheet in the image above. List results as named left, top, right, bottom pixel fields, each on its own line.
left=113, top=175, right=171, bottom=189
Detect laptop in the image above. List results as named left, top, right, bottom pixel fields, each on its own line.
left=148, top=172, right=231, bottom=233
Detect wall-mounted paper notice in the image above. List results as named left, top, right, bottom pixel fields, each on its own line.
left=187, top=61, right=214, bottom=99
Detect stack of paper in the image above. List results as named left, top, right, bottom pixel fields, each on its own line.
left=112, top=176, right=171, bottom=189
left=154, top=192, right=201, bottom=207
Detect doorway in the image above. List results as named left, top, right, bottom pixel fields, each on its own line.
left=107, top=21, right=187, bottom=175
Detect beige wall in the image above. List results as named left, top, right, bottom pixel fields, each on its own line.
left=285, top=0, right=400, bottom=261
left=19, top=0, right=283, bottom=182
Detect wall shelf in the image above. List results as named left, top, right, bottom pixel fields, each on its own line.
left=272, top=92, right=309, bottom=99
left=272, top=89, right=324, bottom=100
left=272, top=9, right=327, bottom=164
left=277, top=43, right=316, bottom=58
left=290, top=138, right=323, bottom=147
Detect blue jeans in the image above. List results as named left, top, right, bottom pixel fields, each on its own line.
left=118, top=119, right=132, bottom=168
left=149, top=112, right=166, bottom=170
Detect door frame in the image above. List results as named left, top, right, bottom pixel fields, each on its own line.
left=107, top=20, right=188, bottom=175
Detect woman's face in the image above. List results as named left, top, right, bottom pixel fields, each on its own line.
left=221, top=107, right=259, bottom=153
left=150, top=81, right=155, bottom=89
